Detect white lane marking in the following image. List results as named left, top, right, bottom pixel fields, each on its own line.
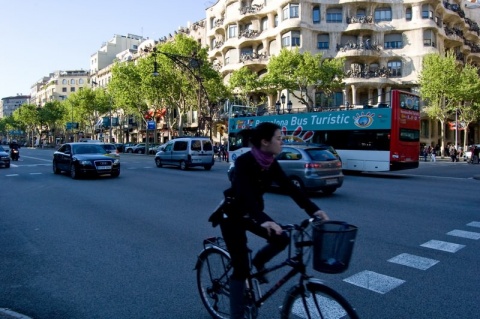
left=343, top=271, right=405, bottom=294
left=6, top=174, right=19, bottom=177
left=388, top=253, right=439, bottom=270
left=420, top=240, right=465, bottom=253
left=467, top=221, right=480, bottom=228
left=16, top=155, right=51, bottom=162
left=447, top=229, right=480, bottom=240
left=29, top=173, right=43, bottom=175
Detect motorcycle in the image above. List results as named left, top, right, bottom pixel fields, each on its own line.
left=10, top=148, right=19, bottom=161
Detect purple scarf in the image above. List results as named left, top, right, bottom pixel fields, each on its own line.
left=251, top=146, right=275, bottom=169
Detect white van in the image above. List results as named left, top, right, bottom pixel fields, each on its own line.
left=154, top=137, right=215, bottom=170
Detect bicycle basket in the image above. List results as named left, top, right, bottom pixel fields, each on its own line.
left=312, top=220, right=357, bottom=274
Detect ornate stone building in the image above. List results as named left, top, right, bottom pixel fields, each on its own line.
left=205, top=0, right=480, bottom=147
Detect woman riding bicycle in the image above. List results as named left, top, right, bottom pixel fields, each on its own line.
left=218, top=122, right=329, bottom=319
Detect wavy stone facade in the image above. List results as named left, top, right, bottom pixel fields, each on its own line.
left=205, top=0, right=480, bottom=147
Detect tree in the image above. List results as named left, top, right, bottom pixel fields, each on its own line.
left=66, top=88, right=111, bottom=139
left=228, top=67, right=261, bottom=105
left=262, top=49, right=345, bottom=112
left=419, top=52, right=462, bottom=156
left=456, top=62, right=480, bottom=148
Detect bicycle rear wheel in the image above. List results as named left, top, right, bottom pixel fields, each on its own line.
left=281, top=280, right=359, bottom=319
left=196, top=247, right=232, bottom=319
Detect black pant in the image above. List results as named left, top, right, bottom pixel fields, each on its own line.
left=220, top=214, right=289, bottom=280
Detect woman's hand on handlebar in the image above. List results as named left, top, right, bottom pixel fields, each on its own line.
left=313, top=210, right=329, bottom=221
left=261, top=221, right=283, bottom=236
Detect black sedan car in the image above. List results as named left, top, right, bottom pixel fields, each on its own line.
left=53, top=143, right=120, bottom=179
left=0, top=145, right=10, bottom=168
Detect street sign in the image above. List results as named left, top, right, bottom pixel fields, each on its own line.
left=147, top=121, right=156, bottom=130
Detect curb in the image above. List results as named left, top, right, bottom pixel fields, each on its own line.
left=0, top=309, right=33, bottom=319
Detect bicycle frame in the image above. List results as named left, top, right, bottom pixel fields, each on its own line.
left=246, top=224, right=314, bottom=309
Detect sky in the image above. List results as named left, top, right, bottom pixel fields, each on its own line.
left=0, top=0, right=214, bottom=99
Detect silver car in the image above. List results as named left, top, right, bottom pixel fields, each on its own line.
left=228, top=144, right=344, bottom=194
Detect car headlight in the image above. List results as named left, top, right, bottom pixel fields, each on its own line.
left=79, top=160, right=91, bottom=166
left=113, top=159, right=120, bottom=165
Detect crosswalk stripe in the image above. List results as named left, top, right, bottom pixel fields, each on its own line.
left=420, top=240, right=465, bottom=253
left=387, top=253, right=439, bottom=270
left=343, top=270, right=405, bottom=294
left=447, top=229, right=480, bottom=240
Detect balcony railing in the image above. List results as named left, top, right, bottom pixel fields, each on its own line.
left=239, top=4, right=264, bottom=15
left=337, top=40, right=381, bottom=52
left=346, top=15, right=374, bottom=24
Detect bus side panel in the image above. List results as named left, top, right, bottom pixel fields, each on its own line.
left=337, top=150, right=390, bottom=171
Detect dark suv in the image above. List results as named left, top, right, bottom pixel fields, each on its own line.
left=228, top=144, right=343, bottom=194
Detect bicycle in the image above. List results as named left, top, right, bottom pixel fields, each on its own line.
left=195, top=218, right=360, bottom=319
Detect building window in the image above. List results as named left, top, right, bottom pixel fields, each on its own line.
left=292, top=31, right=300, bottom=46
left=326, top=8, right=342, bottom=23
left=313, top=6, right=320, bottom=24
left=62, top=79, right=67, bottom=85
left=317, top=34, right=329, bottom=49
left=70, top=87, right=76, bottom=92
left=70, top=79, right=75, bottom=85
left=388, top=61, right=402, bottom=77
left=274, top=14, right=278, bottom=27
left=282, top=31, right=301, bottom=47
left=406, top=7, right=412, bottom=21
left=261, top=17, right=268, bottom=31
left=315, top=92, right=343, bottom=108
left=210, top=17, right=215, bottom=29
left=283, top=3, right=299, bottom=20
left=384, top=34, right=403, bottom=49
left=422, top=5, right=433, bottom=19
left=423, top=30, right=436, bottom=47
left=228, top=25, right=237, bottom=38
left=79, top=79, right=84, bottom=84
left=375, top=8, right=392, bottom=22
left=62, top=87, right=67, bottom=92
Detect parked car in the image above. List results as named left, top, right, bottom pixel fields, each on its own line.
left=464, top=144, right=480, bottom=162
left=52, top=143, right=120, bottom=179
left=99, top=143, right=120, bottom=158
left=125, top=143, right=146, bottom=153
left=135, top=143, right=159, bottom=154
left=0, top=146, right=10, bottom=168
left=228, top=144, right=343, bottom=194
left=154, top=137, right=214, bottom=170
left=149, top=144, right=165, bottom=154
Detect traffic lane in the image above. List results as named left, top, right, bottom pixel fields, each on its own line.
left=0, top=162, right=231, bottom=318
left=300, top=173, right=479, bottom=319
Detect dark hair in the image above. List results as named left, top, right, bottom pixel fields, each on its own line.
left=250, top=122, right=281, bottom=148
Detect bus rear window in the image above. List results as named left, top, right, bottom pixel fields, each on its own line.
left=399, top=128, right=419, bottom=142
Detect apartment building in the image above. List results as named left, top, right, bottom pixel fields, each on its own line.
left=32, top=70, right=90, bottom=106
left=205, top=0, right=480, bottom=147
left=0, top=94, right=31, bottom=118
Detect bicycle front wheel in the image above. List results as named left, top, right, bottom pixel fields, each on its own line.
left=281, top=280, right=359, bottom=319
left=196, top=247, right=232, bottom=319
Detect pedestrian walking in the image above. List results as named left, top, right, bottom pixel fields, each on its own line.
left=430, top=148, right=436, bottom=162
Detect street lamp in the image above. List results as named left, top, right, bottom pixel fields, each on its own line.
left=287, top=100, right=293, bottom=113
left=280, top=93, right=286, bottom=114
left=144, top=46, right=209, bottom=140
left=275, top=100, right=281, bottom=115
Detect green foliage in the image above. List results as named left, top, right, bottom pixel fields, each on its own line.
left=262, top=49, right=344, bottom=111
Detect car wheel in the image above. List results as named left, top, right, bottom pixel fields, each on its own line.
left=322, top=187, right=337, bottom=195
left=5, top=163, right=10, bottom=168
left=70, top=164, right=79, bottom=179
left=53, top=161, right=60, bottom=174
left=111, top=171, right=120, bottom=178
left=127, top=149, right=133, bottom=153
left=179, top=161, right=187, bottom=170
left=155, top=158, right=163, bottom=168
left=290, top=177, right=305, bottom=191
left=139, top=149, right=144, bottom=154
left=204, top=165, right=212, bottom=171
